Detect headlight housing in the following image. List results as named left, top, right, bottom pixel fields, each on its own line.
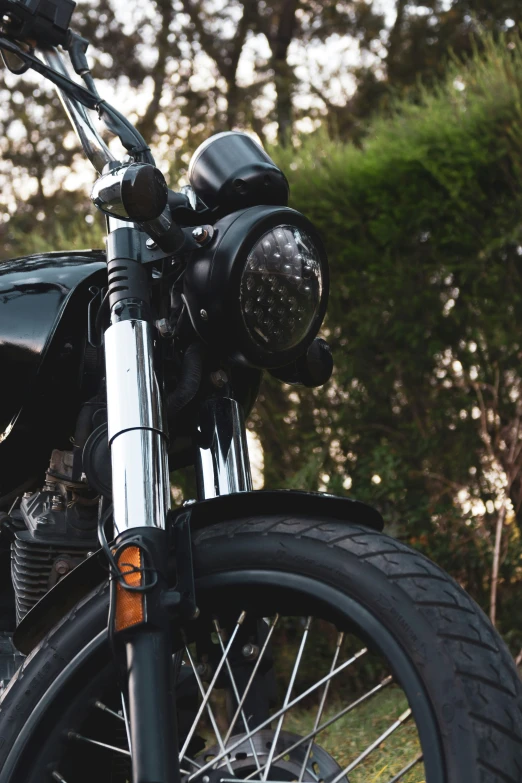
left=183, top=206, right=329, bottom=368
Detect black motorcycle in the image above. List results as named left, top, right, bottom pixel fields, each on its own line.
left=0, top=4, right=520, bottom=783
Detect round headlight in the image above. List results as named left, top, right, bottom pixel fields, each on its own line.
left=183, top=206, right=329, bottom=368
left=240, top=225, right=323, bottom=352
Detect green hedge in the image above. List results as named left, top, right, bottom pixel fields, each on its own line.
left=258, top=36, right=522, bottom=649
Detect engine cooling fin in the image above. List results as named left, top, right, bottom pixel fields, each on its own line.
left=11, top=536, right=92, bottom=624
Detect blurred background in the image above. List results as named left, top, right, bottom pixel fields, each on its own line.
left=2, top=1, right=522, bottom=660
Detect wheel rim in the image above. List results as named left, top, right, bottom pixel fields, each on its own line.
left=0, top=569, right=445, bottom=783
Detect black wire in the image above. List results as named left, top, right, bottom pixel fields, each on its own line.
left=81, top=71, right=100, bottom=100
left=0, top=35, right=155, bottom=164
left=0, top=35, right=99, bottom=107
left=97, top=499, right=161, bottom=593
left=97, top=101, right=155, bottom=164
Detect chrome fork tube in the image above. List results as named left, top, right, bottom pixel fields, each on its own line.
left=105, top=320, right=170, bottom=534
left=104, top=218, right=170, bottom=534
left=196, top=397, right=253, bottom=500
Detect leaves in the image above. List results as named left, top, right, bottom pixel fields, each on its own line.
left=254, top=36, right=522, bottom=642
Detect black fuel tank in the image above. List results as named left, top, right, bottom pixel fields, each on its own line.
left=0, top=251, right=106, bottom=507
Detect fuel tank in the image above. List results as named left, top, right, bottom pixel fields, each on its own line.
left=0, top=251, right=106, bottom=507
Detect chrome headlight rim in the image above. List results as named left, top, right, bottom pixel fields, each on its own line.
left=183, top=206, right=329, bottom=369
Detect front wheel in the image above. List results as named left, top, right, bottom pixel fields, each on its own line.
left=0, top=516, right=520, bottom=783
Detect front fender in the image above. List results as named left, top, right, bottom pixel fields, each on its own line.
left=13, top=489, right=383, bottom=654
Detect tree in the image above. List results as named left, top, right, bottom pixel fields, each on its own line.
left=4, top=0, right=522, bottom=259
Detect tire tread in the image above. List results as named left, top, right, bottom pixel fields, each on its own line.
left=193, top=516, right=522, bottom=782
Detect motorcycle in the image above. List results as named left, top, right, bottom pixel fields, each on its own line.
left=0, top=3, right=520, bottom=782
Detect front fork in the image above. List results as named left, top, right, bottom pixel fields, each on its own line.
left=104, top=216, right=176, bottom=783
left=104, top=219, right=253, bottom=783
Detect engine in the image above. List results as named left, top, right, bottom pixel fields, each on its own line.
left=9, top=449, right=98, bottom=624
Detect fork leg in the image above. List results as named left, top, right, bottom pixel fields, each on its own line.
left=104, top=232, right=178, bottom=783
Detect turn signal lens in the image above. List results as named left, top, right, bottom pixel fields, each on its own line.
left=115, top=545, right=144, bottom=632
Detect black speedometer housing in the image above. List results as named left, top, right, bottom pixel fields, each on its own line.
left=188, top=131, right=289, bottom=215
left=183, top=205, right=329, bottom=369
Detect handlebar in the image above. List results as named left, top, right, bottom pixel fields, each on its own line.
left=0, top=32, right=186, bottom=248
left=41, top=47, right=115, bottom=174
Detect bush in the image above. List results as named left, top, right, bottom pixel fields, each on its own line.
left=253, top=35, right=522, bottom=648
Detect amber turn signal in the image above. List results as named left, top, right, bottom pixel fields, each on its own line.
left=114, top=545, right=145, bottom=632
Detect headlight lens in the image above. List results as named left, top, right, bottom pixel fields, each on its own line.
left=239, top=225, right=323, bottom=351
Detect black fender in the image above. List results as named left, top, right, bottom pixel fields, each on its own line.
left=13, top=489, right=383, bottom=654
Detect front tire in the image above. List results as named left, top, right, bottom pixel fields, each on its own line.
left=0, top=516, right=520, bottom=782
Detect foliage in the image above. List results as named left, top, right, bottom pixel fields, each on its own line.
left=1, top=0, right=520, bottom=258
left=250, top=35, right=522, bottom=647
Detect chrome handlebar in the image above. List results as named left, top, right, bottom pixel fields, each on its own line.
left=41, top=47, right=115, bottom=174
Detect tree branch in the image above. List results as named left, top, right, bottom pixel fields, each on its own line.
left=135, top=0, right=175, bottom=141
left=180, top=0, right=227, bottom=74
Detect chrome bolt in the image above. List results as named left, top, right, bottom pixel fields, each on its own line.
left=192, top=226, right=209, bottom=244
left=156, top=318, right=172, bottom=337
left=2, top=14, right=13, bottom=24
left=146, top=238, right=157, bottom=250
left=51, top=495, right=64, bottom=512
left=200, top=309, right=208, bottom=321
left=210, top=370, right=228, bottom=388
left=193, top=606, right=200, bottom=619
left=242, top=643, right=259, bottom=660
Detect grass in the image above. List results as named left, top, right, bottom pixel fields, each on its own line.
left=284, top=686, right=424, bottom=783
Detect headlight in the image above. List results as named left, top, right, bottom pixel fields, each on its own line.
left=183, top=206, right=329, bottom=368
left=240, top=225, right=323, bottom=352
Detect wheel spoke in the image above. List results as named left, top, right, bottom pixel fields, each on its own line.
left=68, top=731, right=131, bottom=757
left=242, top=674, right=393, bottom=781
left=297, top=630, right=344, bottom=783
left=213, top=618, right=262, bottom=774
left=262, top=616, right=312, bottom=781
left=94, top=700, right=125, bottom=722
left=188, top=645, right=368, bottom=781
left=327, top=708, right=413, bottom=783
left=185, top=756, right=203, bottom=770
left=223, top=614, right=279, bottom=748
left=179, top=610, right=247, bottom=763
left=121, top=692, right=132, bottom=753
left=185, top=645, right=236, bottom=776
left=384, top=753, right=423, bottom=783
